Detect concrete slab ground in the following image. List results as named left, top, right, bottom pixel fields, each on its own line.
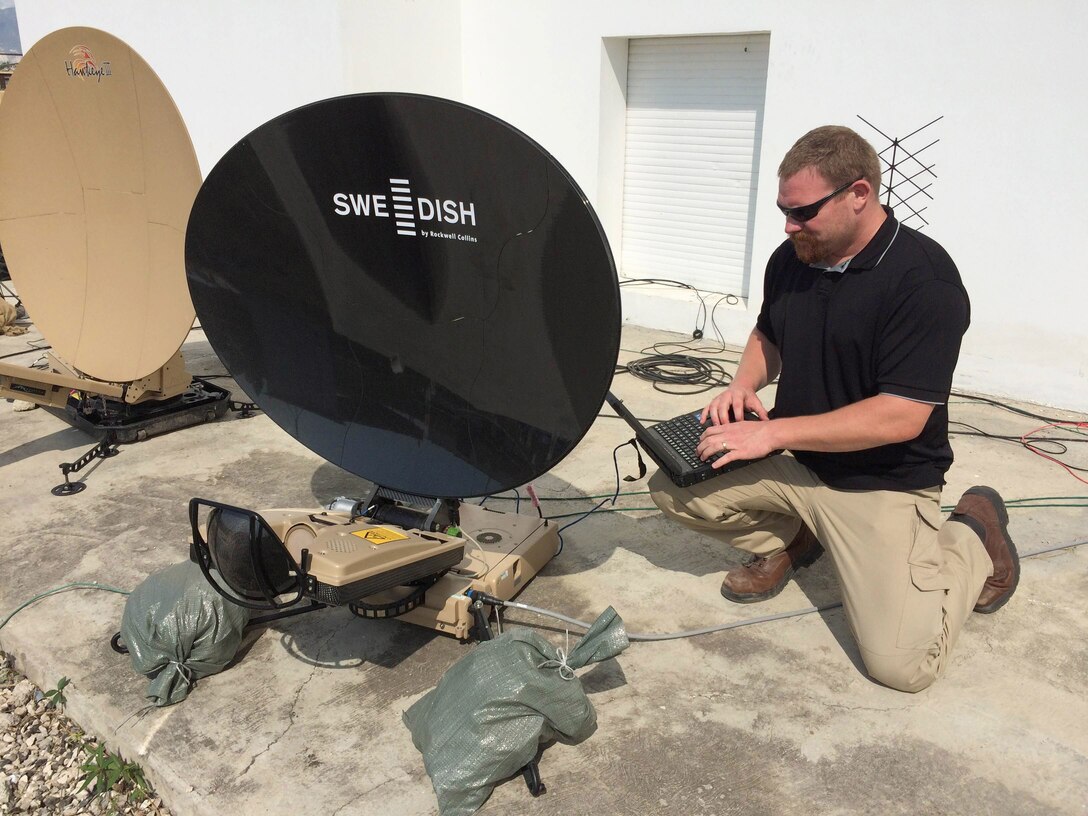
left=2, top=322, right=1086, bottom=816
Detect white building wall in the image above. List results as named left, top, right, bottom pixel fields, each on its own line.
left=16, top=1, right=462, bottom=176
left=459, top=0, right=1088, bottom=411
left=17, top=0, right=1088, bottom=411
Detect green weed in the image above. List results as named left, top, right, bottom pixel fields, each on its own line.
left=78, top=740, right=154, bottom=810
left=42, top=676, right=70, bottom=708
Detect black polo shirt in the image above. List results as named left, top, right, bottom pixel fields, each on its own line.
left=755, top=209, right=970, bottom=490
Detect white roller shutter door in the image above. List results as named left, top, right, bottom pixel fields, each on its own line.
left=621, top=35, right=770, bottom=296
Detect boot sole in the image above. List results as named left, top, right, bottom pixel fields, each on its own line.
left=966, top=485, right=1021, bottom=614
left=720, top=545, right=824, bottom=604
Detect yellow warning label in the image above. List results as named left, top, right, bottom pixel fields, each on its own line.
left=351, top=527, right=409, bottom=545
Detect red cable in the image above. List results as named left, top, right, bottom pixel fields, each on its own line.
left=1019, top=421, right=1088, bottom=485
left=525, top=483, right=541, bottom=513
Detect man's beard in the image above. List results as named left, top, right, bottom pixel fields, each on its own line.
left=790, top=231, right=834, bottom=265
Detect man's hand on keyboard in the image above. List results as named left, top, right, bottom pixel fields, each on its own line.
left=696, top=414, right=775, bottom=468
left=700, top=385, right=769, bottom=427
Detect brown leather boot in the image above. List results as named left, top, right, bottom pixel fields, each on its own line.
left=721, top=525, right=824, bottom=603
left=950, top=485, right=1020, bottom=613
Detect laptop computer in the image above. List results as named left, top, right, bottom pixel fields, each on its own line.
left=605, top=391, right=781, bottom=488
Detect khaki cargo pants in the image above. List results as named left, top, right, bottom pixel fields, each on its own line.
left=649, top=454, right=993, bottom=692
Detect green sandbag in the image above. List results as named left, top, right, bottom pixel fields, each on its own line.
left=403, top=606, right=629, bottom=816
left=120, top=560, right=250, bottom=706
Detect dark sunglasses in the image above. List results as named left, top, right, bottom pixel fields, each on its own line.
left=777, top=177, right=863, bottom=223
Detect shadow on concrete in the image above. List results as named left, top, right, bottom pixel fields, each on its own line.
left=277, top=618, right=440, bottom=669
left=580, top=659, right=628, bottom=695
left=232, top=604, right=444, bottom=671
left=815, top=606, right=869, bottom=678
left=0, top=424, right=93, bottom=468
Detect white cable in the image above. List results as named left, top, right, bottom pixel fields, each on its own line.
left=497, top=537, right=1085, bottom=643
left=500, top=598, right=842, bottom=642
left=1020, top=539, right=1086, bottom=558
left=449, top=529, right=491, bottom=579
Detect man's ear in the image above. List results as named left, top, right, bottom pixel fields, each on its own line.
left=851, top=178, right=876, bottom=212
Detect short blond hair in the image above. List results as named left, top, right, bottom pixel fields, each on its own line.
left=778, top=126, right=882, bottom=194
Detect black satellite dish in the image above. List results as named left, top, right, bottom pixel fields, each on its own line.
left=186, top=93, right=621, bottom=499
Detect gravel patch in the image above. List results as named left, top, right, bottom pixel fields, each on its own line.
left=1, top=652, right=172, bottom=816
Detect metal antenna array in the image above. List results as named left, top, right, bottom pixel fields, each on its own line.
left=857, top=115, right=942, bottom=229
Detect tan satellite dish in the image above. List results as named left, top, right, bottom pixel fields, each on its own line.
left=0, top=26, right=199, bottom=382
left=0, top=28, right=229, bottom=495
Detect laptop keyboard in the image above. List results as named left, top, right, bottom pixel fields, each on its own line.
left=653, top=411, right=721, bottom=468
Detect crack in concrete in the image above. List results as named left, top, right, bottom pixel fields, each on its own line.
left=233, top=621, right=347, bottom=783
left=331, top=771, right=415, bottom=815
left=817, top=700, right=903, bottom=715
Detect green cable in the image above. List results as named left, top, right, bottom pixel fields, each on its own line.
left=999, top=502, right=1088, bottom=509
left=548, top=501, right=1088, bottom=522
left=1005, top=495, right=1088, bottom=503
left=491, top=491, right=1088, bottom=507
left=0, top=582, right=131, bottom=633
left=941, top=499, right=1088, bottom=512
left=541, top=497, right=1088, bottom=523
